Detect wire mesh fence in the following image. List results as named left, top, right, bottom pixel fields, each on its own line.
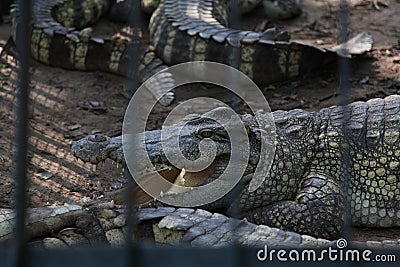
left=1, top=0, right=400, bottom=266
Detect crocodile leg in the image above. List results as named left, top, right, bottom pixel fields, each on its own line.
left=242, top=173, right=345, bottom=239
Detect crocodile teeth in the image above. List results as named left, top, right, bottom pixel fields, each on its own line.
left=90, top=37, right=104, bottom=44
left=43, top=28, right=54, bottom=36
left=66, top=33, right=79, bottom=42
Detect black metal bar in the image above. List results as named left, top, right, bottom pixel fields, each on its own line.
left=227, top=1, right=247, bottom=267
left=9, top=0, right=31, bottom=267
left=125, top=1, right=142, bottom=266
left=228, top=0, right=241, bottom=70
left=337, top=0, right=354, bottom=246
left=337, top=0, right=351, bottom=104
left=125, top=1, right=141, bottom=98
left=0, top=2, right=4, bottom=24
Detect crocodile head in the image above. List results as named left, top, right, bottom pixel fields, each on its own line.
left=72, top=107, right=269, bottom=205
left=72, top=107, right=263, bottom=169
left=72, top=134, right=123, bottom=164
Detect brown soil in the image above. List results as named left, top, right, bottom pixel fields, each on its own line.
left=0, top=0, right=399, bottom=241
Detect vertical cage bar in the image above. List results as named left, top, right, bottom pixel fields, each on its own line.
left=125, top=1, right=141, bottom=266
left=125, top=1, right=141, bottom=98
left=229, top=0, right=240, bottom=69
left=0, top=1, right=4, bottom=24
left=227, top=1, right=247, bottom=267
left=337, top=0, right=353, bottom=242
left=9, top=0, right=31, bottom=267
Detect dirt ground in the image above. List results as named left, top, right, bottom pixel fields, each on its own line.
left=0, top=0, right=399, bottom=241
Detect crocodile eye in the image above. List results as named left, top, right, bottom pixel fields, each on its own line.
left=198, top=129, right=213, bottom=139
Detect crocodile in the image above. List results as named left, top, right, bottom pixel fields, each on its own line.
left=10, top=0, right=178, bottom=106
left=72, top=95, right=400, bottom=240
left=2, top=203, right=399, bottom=248
left=11, top=0, right=372, bottom=94
left=0, top=203, right=338, bottom=248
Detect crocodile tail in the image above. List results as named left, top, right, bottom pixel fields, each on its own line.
left=138, top=49, right=175, bottom=106
left=330, top=32, right=373, bottom=58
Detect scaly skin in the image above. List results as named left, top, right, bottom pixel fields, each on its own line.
left=0, top=202, right=335, bottom=247
left=11, top=0, right=176, bottom=105
left=73, top=95, right=400, bottom=240
left=12, top=0, right=372, bottom=89
left=2, top=204, right=398, bottom=248
left=2, top=203, right=329, bottom=248
left=9, top=0, right=301, bottom=106
left=149, top=0, right=372, bottom=85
